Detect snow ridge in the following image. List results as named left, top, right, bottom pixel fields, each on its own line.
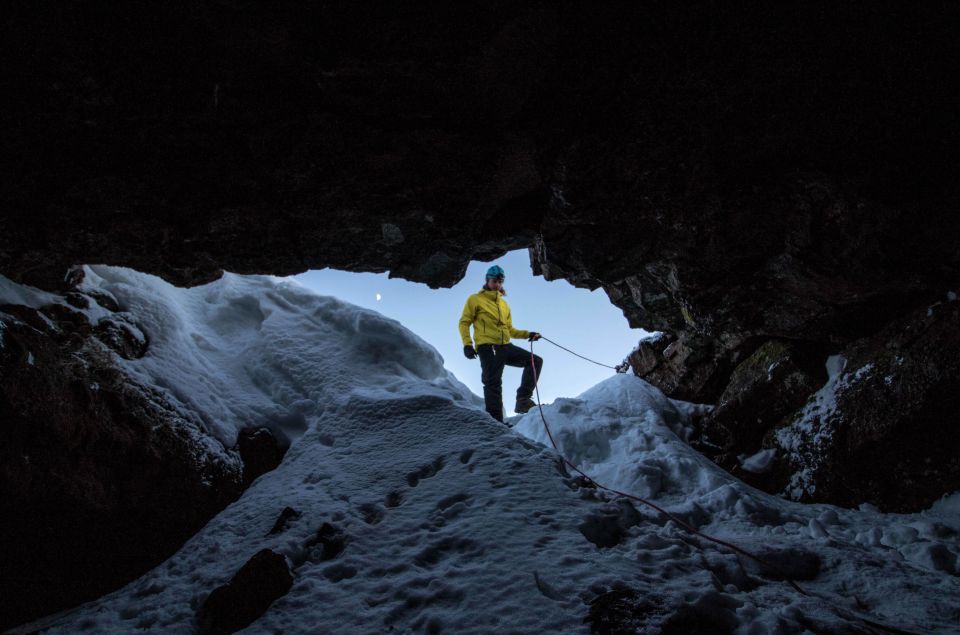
left=77, top=265, right=482, bottom=447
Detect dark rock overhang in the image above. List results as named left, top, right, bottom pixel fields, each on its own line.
left=3, top=1, right=959, bottom=345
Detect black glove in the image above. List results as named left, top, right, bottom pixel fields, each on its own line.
left=527, top=332, right=542, bottom=341
left=464, top=345, right=477, bottom=359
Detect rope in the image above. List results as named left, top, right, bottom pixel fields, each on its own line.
left=538, top=336, right=630, bottom=373
left=526, top=341, right=807, bottom=593
left=525, top=340, right=918, bottom=635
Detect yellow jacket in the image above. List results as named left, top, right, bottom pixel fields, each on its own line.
left=459, top=288, right=530, bottom=346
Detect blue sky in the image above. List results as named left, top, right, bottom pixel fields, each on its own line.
left=293, top=249, right=648, bottom=415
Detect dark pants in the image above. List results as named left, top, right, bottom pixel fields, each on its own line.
left=477, top=343, right=543, bottom=422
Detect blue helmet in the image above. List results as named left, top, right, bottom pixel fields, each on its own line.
left=486, top=265, right=505, bottom=280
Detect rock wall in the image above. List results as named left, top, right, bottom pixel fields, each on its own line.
left=688, top=295, right=960, bottom=513
left=771, top=298, right=960, bottom=512
left=0, top=286, right=285, bottom=628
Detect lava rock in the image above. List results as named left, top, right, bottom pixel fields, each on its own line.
left=584, top=589, right=665, bottom=634
left=80, top=287, right=122, bottom=313
left=267, top=507, right=303, bottom=536
left=236, top=427, right=289, bottom=488
left=197, top=549, right=293, bottom=635
left=0, top=303, right=243, bottom=629
left=626, top=332, right=750, bottom=403
left=93, top=316, right=149, bottom=359
left=718, top=340, right=826, bottom=407
left=649, top=334, right=713, bottom=401
left=627, top=333, right=674, bottom=375
left=64, top=292, right=90, bottom=309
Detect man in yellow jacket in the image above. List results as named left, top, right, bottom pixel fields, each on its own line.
left=459, top=265, right=542, bottom=423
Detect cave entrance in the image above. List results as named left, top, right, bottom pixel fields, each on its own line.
left=293, top=249, right=649, bottom=416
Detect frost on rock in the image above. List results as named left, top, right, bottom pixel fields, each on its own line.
left=739, top=448, right=776, bottom=474
left=775, top=355, right=874, bottom=500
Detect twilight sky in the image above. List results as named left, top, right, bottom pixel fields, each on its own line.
left=293, top=249, right=648, bottom=415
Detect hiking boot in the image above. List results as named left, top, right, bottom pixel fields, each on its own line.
left=514, top=396, right=536, bottom=414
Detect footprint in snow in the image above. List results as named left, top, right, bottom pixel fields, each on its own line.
left=357, top=502, right=385, bottom=525
left=406, top=456, right=445, bottom=487
left=430, top=493, right=471, bottom=523
left=316, top=433, right=335, bottom=447
left=323, top=563, right=358, bottom=582
left=435, top=493, right=470, bottom=512
left=304, top=523, right=346, bottom=562
left=384, top=491, right=404, bottom=508
left=413, top=536, right=483, bottom=568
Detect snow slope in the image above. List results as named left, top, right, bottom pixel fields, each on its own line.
left=76, top=266, right=484, bottom=446
left=7, top=268, right=960, bottom=633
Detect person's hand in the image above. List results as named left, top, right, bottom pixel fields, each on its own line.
left=464, top=345, right=477, bottom=359
left=527, top=332, right=542, bottom=341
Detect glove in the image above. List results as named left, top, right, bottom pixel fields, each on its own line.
left=527, top=332, right=542, bottom=341
left=464, top=345, right=477, bottom=359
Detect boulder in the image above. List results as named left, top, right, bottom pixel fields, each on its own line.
left=93, top=316, right=149, bottom=360
left=695, top=340, right=827, bottom=481
left=267, top=507, right=303, bottom=536
left=236, top=427, right=289, bottom=488
left=197, top=549, right=293, bottom=635
left=626, top=332, right=761, bottom=404
left=584, top=589, right=664, bottom=634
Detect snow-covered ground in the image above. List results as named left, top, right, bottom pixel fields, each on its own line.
left=5, top=267, right=960, bottom=633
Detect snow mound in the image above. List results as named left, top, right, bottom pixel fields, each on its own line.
left=4, top=269, right=959, bottom=634
left=512, top=375, right=719, bottom=501
left=75, top=266, right=482, bottom=445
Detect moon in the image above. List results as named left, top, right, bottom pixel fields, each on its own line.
left=375, top=293, right=382, bottom=301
